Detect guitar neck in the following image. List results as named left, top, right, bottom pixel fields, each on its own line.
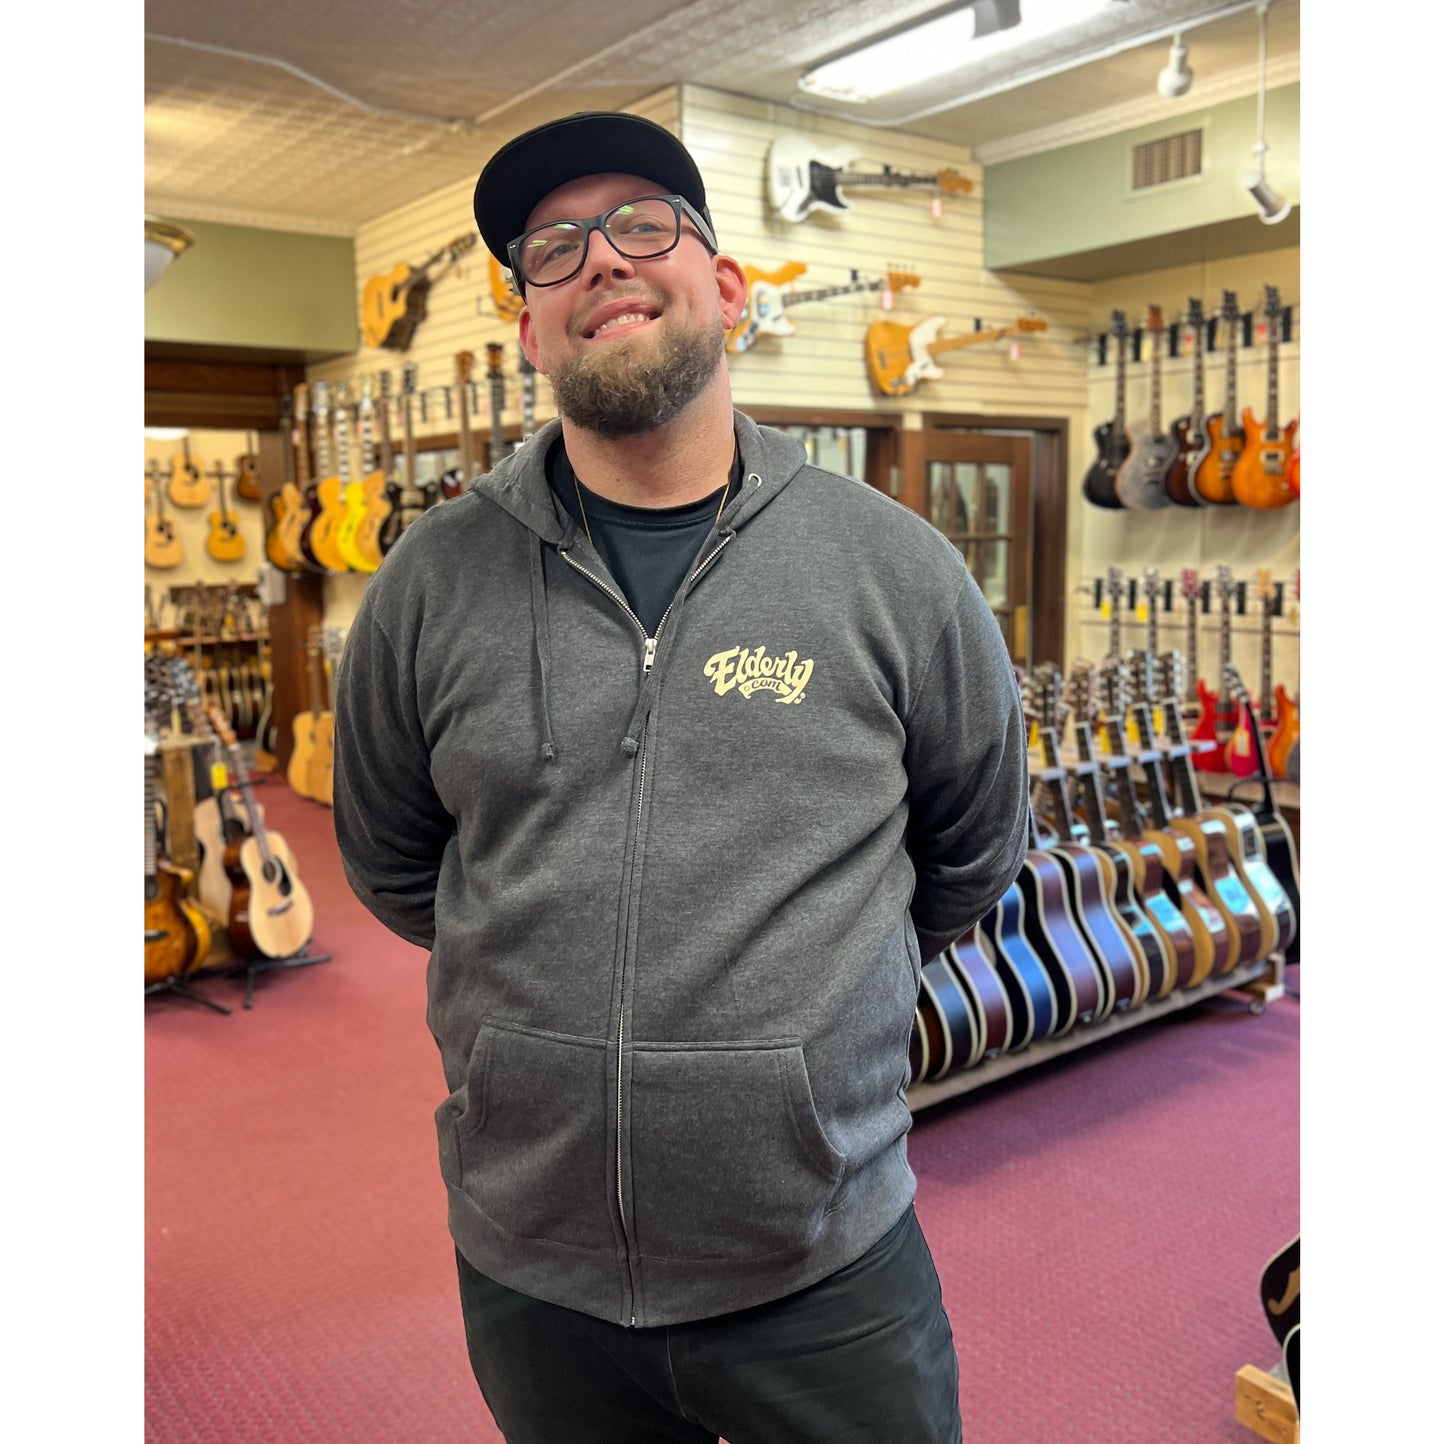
left=1149, top=331, right=1163, bottom=432
left=832, top=169, right=939, bottom=189
left=1161, top=698, right=1205, bottom=814
left=489, top=379, right=506, bottom=467
left=1224, top=323, right=1239, bottom=429
left=1266, top=330, right=1280, bottom=432
left=929, top=326, right=1011, bottom=359
left=1114, top=334, right=1127, bottom=429
left=782, top=278, right=884, bottom=308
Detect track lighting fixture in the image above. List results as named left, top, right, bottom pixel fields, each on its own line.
left=1244, top=1, right=1291, bottom=224
left=1156, top=34, right=1193, bottom=98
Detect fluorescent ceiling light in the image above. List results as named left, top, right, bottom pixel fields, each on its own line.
left=798, top=0, right=1118, bottom=104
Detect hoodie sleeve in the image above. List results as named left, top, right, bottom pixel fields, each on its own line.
left=902, top=568, right=1030, bottom=962
left=331, top=603, right=452, bottom=950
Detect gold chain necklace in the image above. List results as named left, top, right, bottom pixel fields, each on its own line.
left=573, top=475, right=728, bottom=547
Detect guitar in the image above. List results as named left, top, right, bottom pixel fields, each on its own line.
left=766, top=135, right=974, bottom=223
left=1081, top=311, right=1129, bottom=509
left=915, top=952, right=979, bottom=1082
left=517, top=344, right=538, bottom=445
left=865, top=315, right=1047, bottom=397
left=975, top=872, right=1060, bottom=1051
left=310, top=628, right=339, bottom=808
left=304, top=380, right=352, bottom=573
left=1115, top=305, right=1177, bottom=510
left=204, top=462, right=246, bottom=563
left=486, top=341, right=508, bottom=469
left=235, top=431, right=262, bottom=502
left=145, top=460, right=184, bottom=569
left=266, top=394, right=308, bottom=572
left=1227, top=569, right=1282, bottom=778
left=395, top=362, right=435, bottom=529
left=1233, top=286, right=1298, bottom=510
left=726, top=266, right=920, bottom=355
left=488, top=254, right=524, bottom=322
left=206, top=706, right=316, bottom=961
left=1177, top=568, right=1203, bottom=720
left=360, top=232, right=478, bottom=351
left=252, top=617, right=278, bottom=772
left=375, top=370, right=408, bottom=556
left=941, top=932, right=1012, bottom=1067
left=1266, top=570, right=1300, bottom=779
left=337, top=378, right=388, bottom=572
left=331, top=382, right=373, bottom=573
left=1190, top=290, right=1244, bottom=504
left=1285, top=427, right=1300, bottom=497
left=1164, top=298, right=1208, bottom=507
left=167, top=435, right=208, bottom=508
left=1190, top=564, right=1236, bottom=773
left=144, top=725, right=213, bottom=987
left=1260, top=1234, right=1301, bottom=1352
left=438, top=350, right=476, bottom=500
left=287, top=628, right=325, bottom=802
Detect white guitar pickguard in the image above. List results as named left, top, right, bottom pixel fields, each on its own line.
left=905, top=315, right=947, bottom=387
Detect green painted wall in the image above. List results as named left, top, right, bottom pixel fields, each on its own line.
left=144, top=219, right=358, bottom=356
left=984, top=83, right=1299, bottom=273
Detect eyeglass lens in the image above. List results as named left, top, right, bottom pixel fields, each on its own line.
left=518, top=198, right=680, bottom=286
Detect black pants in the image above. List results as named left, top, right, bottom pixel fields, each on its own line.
left=456, top=1206, right=962, bottom=1444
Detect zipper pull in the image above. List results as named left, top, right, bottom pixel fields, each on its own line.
left=642, top=636, right=657, bottom=674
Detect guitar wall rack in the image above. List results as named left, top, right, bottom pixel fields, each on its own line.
left=1091, top=304, right=1297, bottom=364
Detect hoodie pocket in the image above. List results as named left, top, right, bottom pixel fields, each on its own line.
left=445, top=1020, right=613, bottom=1253
left=628, top=1039, right=844, bottom=1263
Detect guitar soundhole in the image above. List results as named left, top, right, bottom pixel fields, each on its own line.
left=262, top=859, right=280, bottom=887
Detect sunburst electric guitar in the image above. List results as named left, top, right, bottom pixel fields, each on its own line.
left=1191, top=290, right=1244, bottom=504
left=866, top=315, right=1047, bottom=397
left=726, top=266, right=920, bottom=355
left=1232, top=286, right=1298, bottom=510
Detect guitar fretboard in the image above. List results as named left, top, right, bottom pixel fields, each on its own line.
left=830, top=170, right=939, bottom=189
left=782, top=279, right=887, bottom=308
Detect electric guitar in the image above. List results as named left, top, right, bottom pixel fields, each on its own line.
left=1115, top=305, right=1177, bottom=510
left=1164, top=297, right=1207, bottom=507
left=1190, top=290, right=1244, bottom=504
left=1190, top=564, right=1236, bottom=773
left=235, top=431, right=262, bottom=502
left=338, top=377, right=388, bottom=572
left=517, top=344, right=537, bottom=445
left=331, top=382, right=373, bottom=573
left=1081, top=311, right=1129, bottom=509
left=486, top=341, right=508, bottom=469
left=438, top=350, right=476, bottom=500
left=1266, top=570, right=1300, bottom=780
left=395, top=361, right=435, bottom=528
left=292, top=385, right=329, bottom=574
left=765, top=134, right=974, bottom=223
left=360, top=232, right=478, bottom=351
left=204, top=462, right=246, bottom=563
left=1177, top=567, right=1203, bottom=719
left=375, top=370, right=408, bottom=556
left=726, top=266, right=920, bottom=354
left=1285, top=428, right=1300, bottom=497
left=865, top=315, right=1047, bottom=397
left=1233, top=286, right=1298, bottom=510
left=145, top=460, right=184, bottom=569
left=167, top=435, right=208, bottom=508
left=266, top=393, right=308, bottom=572
left=301, top=381, right=351, bottom=573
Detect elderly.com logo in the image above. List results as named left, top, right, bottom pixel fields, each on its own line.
left=703, top=645, right=813, bottom=704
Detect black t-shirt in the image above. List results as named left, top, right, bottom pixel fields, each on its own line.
left=548, top=441, right=740, bottom=637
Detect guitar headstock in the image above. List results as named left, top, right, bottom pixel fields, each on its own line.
left=1012, top=317, right=1049, bottom=335
left=1146, top=304, right=1164, bottom=334
left=448, top=233, right=478, bottom=263
left=455, top=350, right=476, bottom=384
left=1142, top=566, right=1161, bottom=603
left=1215, top=563, right=1235, bottom=603
left=292, top=383, right=309, bottom=423
left=1254, top=567, right=1274, bottom=607
left=312, top=379, right=330, bottom=421
left=1179, top=566, right=1200, bottom=601
left=1220, top=290, right=1239, bottom=326
left=1186, top=296, right=1204, bottom=330
left=1263, top=285, right=1281, bottom=320
left=884, top=270, right=921, bottom=293
left=1109, top=310, right=1127, bottom=340
left=935, top=169, right=975, bottom=195
left=486, top=342, right=505, bottom=377
left=1160, top=649, right=1184, bottom=700
left=1105, top=564, right=1124, bottom=608
left=1063, top=661, right=1095, bottom=726
left=1221, top=662, right=1251, bottom=708
left=206, top=704, right=241, bottom=753
left=401, top=361, right=418, bottom=396
left=378, top=369, right=392, bottom=402
left=359, top=374, right=375, bottom=409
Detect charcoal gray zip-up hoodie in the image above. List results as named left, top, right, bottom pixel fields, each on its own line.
left=332, top=410, right=1028, bottom=1328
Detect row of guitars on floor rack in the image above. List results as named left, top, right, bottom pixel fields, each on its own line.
left=144, top=653, right=315, bottom=992
left=909, top=658, right=1299, bottom=1087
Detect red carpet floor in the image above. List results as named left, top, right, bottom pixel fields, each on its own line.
left=145, top=778, right=1299, bottom=1442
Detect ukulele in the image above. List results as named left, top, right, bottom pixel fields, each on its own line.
left=517, top=344, right=537, bottom=446
left=204, top=462, right=246, bottom=563
left=305, top=380, right=352, bottom=573
left=235, top=431, right=262, bottom=501
left=1265, top=570, right=1300, bottom=779
left=1233, top=286, right=1298, bottom=509
left=865, top=315, right=1047, bottom=397
left=766, top=135, right=973, bottom=223
left=1164, top=298, right=1207, bottom=507
left=726, top=266, right=920, bottom=355
left=1081, top=310, right=1129, bottom=509
left=439, top=351, right=476, bottom=500
left=486, top=342, right=508, bottom=470
left=266, top=394, right=308, bottom=572
left=144, top=725, right=213, bottom=986
left=360, top=232, right=478, bottom=350
left=145, top=460, right=185, bottom=569
left=206, top=706, right=316, bottom=961
left=1191, top=290, right=1244, bottom=504
left=1190, top=564, right=1236, bottom=773
left=167, top=435, right=208, bottom=508
left=1115, top=305, right=1177, bottom=510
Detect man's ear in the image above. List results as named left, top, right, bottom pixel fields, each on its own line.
left=518, top=308, right=542, bottom=372
left=714, top=256, right=748, bottom=331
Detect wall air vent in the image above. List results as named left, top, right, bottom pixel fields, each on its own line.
left=1131, top=128, right=1203, bottom=189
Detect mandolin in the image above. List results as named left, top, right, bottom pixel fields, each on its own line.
left=1164, top=298, right=1208, bottom=507
left=865, top=314, right=1047, bottom=397
left=1081, top=311, right=1129, bottom=509
left=235, top=431, right=262, bottom=502
left=1115, top=305, right=1177, bottom=510
left=1233, top=286, right=1298, bottom=510
left=204, top=462, right=246, bottom=563
left=145, top=460, right=185, bottom=569
left=766, top=135, right=974, bottom=223
left=360, top=232, right=478, bottom=351
left=727, top=266, right=920, bottom=355
left=167, top=434, right=209, bottom=508
left=486, top=341, right=508, bottom=470
left=1190, top=290, right=1244, bottom=504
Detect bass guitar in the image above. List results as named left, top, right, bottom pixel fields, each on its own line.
left=204, top=462, right=246, bottom=563
left=765, top=134, right=973, bottom=223
left=486, top=341, right=508, bottom=470
left=1081, top=310, right=1129, bottom=509
left=168, top=434, right=208, bottom=509
left=1233, top=286, right=1298, bottom=509
left=1115, top=305, right=1177, bottom=510
left=726, top=266, right=920, bottom=355
left=360, top=232, right=478, bottom=351
left=1191, top=290, right=1244, bottom=504
left=145, top=460, right=184, bottom=569
left=1164, top=297, right=1207, bottom=507
left=865, top=314, right=1047, bottom=397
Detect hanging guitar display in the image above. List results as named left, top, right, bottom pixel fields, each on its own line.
left=1081, top=311, right=1129, bottom=509
left=486, top=342, right=508, bottom=470
left=1232, top=286, right=1298, bottom=510
left=332, top=382, right=373, bottom=573
left=1190, top=563, right=1236, bottom=773
left=204, top=462, right=246, bottom=563
left=1164, top=297, right=1207, bottom=507
left=337, top=377, right=388, bottom=572
left=168, top=434, right=209, bottom=508
left=865, top=315, right=1047, bottom=397
left=305, top=381, right=351, bottom=573
left=766, top=135, right=974, bottom=223
left=395, top=361, right=435, bottom=530
left=1115, top=305, right=1177, bottom=511
left=360, top=232, right=479, bottom=351
left=726, top=266, right=920, bottom=355
left=1191, top=290, right=1244, bottom=504
left=145, top=460, right=185, bottom=569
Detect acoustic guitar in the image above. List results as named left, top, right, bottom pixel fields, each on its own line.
left=144, top=728, right=213, bottom=986
left=286, top=628, right=325, bottom=801
left=1115, top=305, right=1177, bottom=510
left=310, top=629, right=339, bottom=808
left=1081, top=311, right=1129, bottom=509
left=766, top=134, right=974, bottom=223
left=865, top=315, right=1047, bottom=397
left=1164, top=297, right=1207, bottom=507
left=145, top=460, right=185, bottom=569
left=206, top=706, right=315, bottom=961
left=266, top=393, right=308, bottom=572
left=1265, top=570, right=1300, bottom=779
left=292, top=384, right=330, bottom=574
left=167, top=435, right=209, bottom=508
left=488, top=255, right=524, bottom=322
left=360, top=232, right=478, bottom=351
left=726, top=266, right=920, bottom=355
left=338, top=378, right=389, bottom=572
left=235, top=431, right=262, bottom=502
left=204, top=462, right=246, bottom=563
left=1190, top=290, right=1244, bottom=504
left=486, top=342, right=508, bottom=470
left=915, top=953, right=979, bottom=1083
left=941, top=931, right=1012, bottom=1067
left=976, top=875, right=1059, bottom=1051
left=1233, top=286, right=1298, bottom=510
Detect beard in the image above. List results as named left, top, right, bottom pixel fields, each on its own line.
left=547, top=306, right=726, bottom=439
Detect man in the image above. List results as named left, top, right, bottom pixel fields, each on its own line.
left=332, top=109, right=1029, bottom=1444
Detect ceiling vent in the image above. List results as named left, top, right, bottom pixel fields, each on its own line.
left=1131, top=128, right=1203, bottom=190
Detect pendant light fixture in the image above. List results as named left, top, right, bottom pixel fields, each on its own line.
left=1243, top=1, right=1290, bottom=224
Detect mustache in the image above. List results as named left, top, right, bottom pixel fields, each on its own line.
left=567, top=286, right=668, bottom=341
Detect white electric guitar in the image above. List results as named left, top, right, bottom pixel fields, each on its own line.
left=727, top=266, right=921, bottom=354
left=766, top=134, right=974, bottom=224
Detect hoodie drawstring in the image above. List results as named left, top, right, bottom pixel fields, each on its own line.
left=529, top=535, right=559, bottom=762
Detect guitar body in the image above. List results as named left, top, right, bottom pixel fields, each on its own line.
left=1115, top=422, right=1178, bottom=510
left=1164, top=814, right=1264, bottom=973
left=1200, top=804, right=1295, bottom=959
left=1285, top=442, right=1300, bottom=497
left=335, top=481, right=373, bottom=571
left=1224, top=802, right=1300, bottom=963
left=205, top=506, right=246, bottom=563
left=1046, top=842, right=1143, bottom=1017
left=1109, top=834, right=1190, bottom=997
left=145, top=860, right=212, bottom=985
left=222, top=830, right=315, bottom=960
left=917, top=954, right=978, bottom=1080
left=144, top=517, right=184, bottom=569
left=1267, top=689, right=1299, bottom=779
left=1013, top=850, right=1104, bottom=1030
left=1139, top=824, right=1226, bottom=987
left=865, top=315, right=946, bottom=397
left=1192, top=682, right=1229, bottom=773
left=1190, top=412, right=1244, bottom=504
left=1233, top=413, right=1299, bottom=510
left=1228, top=710, right=1264, bottom=778
left=168, top=454, right=209, bottom=509
left=266, top=483, right=307, bottom=570
left=377, top=481, right=406, bottom=554
left=727, top=263, right=807, bottom=353
left=1081, top=421, right=1129, bottom=509
left=1260, top=1234, right=1301, bottom=1350
left=356, top=472, right=390, bottom=568
left=1092, top=835, right=1173, bottom=1002
left=977, top=882, right=1058, bottom=1049
left=235, top=452, right=261, bottom=501
left=361, top=263, right=416, bottom=349
left=945, top=932, right=1011, bottom=1064
left=308, top=476, right=352, bottom=572
left=308, top=712, right=335, bottom=807
left=766, top=136, right=857, bottom=221
left=287, top=711, right=318, bottom=800
left=1165, top=415, right=1207, bottom=506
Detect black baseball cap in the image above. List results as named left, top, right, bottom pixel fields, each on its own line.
left=472, top=111, right=715, bottom=270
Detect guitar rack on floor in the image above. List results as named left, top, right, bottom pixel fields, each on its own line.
left=907, top=955, right=1283, bottom=1112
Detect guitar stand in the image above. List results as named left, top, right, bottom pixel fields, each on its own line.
left=144, top=972, right=233, bottom=1016
left=229, top=945, right=332, bottom=1009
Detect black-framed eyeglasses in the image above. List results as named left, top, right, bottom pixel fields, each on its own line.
left=505, top=195, right=718, bottom=291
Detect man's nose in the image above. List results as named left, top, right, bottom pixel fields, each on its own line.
left=580, top=228, right=637, bottom=286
